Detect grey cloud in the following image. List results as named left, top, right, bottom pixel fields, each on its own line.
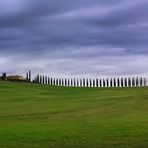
left=0, top=0, right=148, bottom=76
left=83, top=0, right=148, bottom=27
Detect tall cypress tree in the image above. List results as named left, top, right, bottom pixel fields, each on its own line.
left=26, top=72, right=29, bottom=82
left=50, top=77, right=52, bottom=85
left=128, top=77, right=131, bottom=87
left=132, top=77, right=135, bottom=87
left=103, top=79, right=105, bottom=87
left=86, top=79, right=88, bottom=87
left=83, top=79, right=85, bottom=87
left=125, top=78, right=127, bottom=87
left=106, top=78, right=109, bottom=87
left=36, top=74, right=39, bottom=83
left=100, top=79, right=102, bottom=87
left=64, top=78, right=66, bottom=86
left=117, top=78, right=120, bottom=87
left=70, top=79, right=73, bottom=87
left=42, top=76, right=45, bottom=84
left=93, top=79, right=95, bottom=87
left=73, top=78, right=75, bottom=87
left=67, top=78, right=69, bottom=86
left=121, top=78, right=124, bottom=87
left=29, top=70, right=31, bottom=82
left=89, top=79, right=92, bottom=87
left=77, top=79, right=79, bottom=87
left=110, top=79, right=113, bottom=87
left=47, top=77, right=50, bottom=85
left=45, top=76, right=47, bottom=84
left=135, top=77, right=139, bottom=87
left=140, top=77, right=143, bottom=86
left=96, top=79, right=99, bottom=87
left=114, top=78, right=116, bottom=87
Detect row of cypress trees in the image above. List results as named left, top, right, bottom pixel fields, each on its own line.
left=33, top=75, right=147, bottom=87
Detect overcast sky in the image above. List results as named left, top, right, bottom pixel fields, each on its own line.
left=0, top=0, right=148, bottom=78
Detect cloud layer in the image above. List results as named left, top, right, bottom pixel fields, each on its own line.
left=0, top=0, right=148, bottom=77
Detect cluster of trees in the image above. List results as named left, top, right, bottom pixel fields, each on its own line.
left=26, top=70, right=31, bottom=82
left=0, top=73, right=7, bottom=81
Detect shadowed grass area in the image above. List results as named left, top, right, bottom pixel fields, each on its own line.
left=0, top=82, right=148, bottom=148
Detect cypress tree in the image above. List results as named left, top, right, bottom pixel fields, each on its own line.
left=71, top=79, right=73, bottom=87
left=117, top=78, right=120, bottom=87
left=93, top=79, right=95, bottom=87
left=114, top=78, right=116, bottom=87
left=45, top=76, right=48, bottom=84
left=90, top=79, right=92, bottom=87
left=106, top=78, right=109, bottom=87
left=34, top=74, right=39, bottom=83
left=128, top=77, right=131, bottom=87
left=125, top=78, right=127, bottom=87
left=83, top=79, right=85, bottom=87
left=132, top=77, right=135, bottom=87
left=50, top=77, right=53, bottom=85
left=121, top=78, right=124, bottom=87
left=110, top=79, right=113, bottom=87
left=47, top=77, right=50, bottom=85
left=135, top=77, right=139, bottom=87
left=73, top=78, right=75, bottom=87
left=29, top=70, right=31, bottom=82
left=103, top=79, right=105, bottom=87
left=140, top=77, right=143, bottom=86
left=96, top=79, right=99, bottom=87
left=42, top=76, right=45, bottom=84
left=77, top=79, right=79, bottom=87
left=67, top=78, right=69, bottom=86
left=100, top=79, right=102, bottom=87
left=64, top=78, right=67, bottom=86
left=26, top=72, right=29, bottom=82
left=86, top=79, right=88, bottom=87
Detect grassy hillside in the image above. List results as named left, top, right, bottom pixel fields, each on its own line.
left=0, top=82, right=148, bottom=148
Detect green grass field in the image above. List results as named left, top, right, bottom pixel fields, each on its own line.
left=0, top=82, right=148, bottom=148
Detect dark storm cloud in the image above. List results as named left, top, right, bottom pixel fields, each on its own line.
left=0, top=0, right=148, bottom=76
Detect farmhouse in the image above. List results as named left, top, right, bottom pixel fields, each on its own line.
left=7, top=75, right=25, bottom=81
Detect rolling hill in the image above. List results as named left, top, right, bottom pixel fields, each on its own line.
left=0, top=82, right=148, bottom=148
